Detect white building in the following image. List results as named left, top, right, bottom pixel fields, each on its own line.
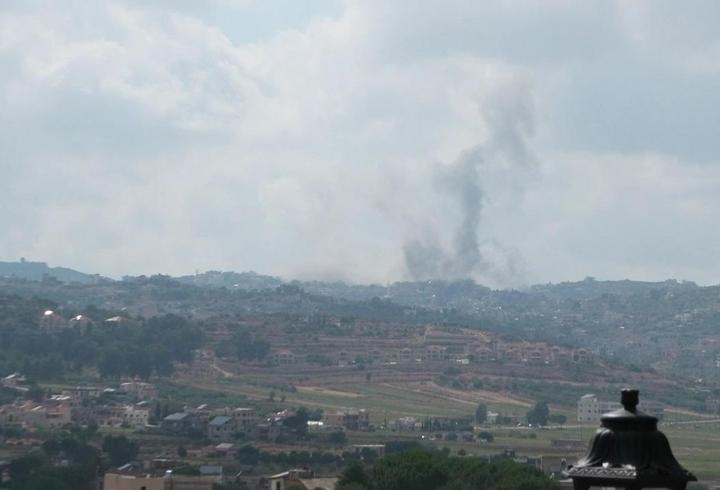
left=577, top=394, right=621, bottom=422
left=577, top=394, right=664, bottom=423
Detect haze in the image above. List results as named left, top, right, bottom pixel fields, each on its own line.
left=2, top=1, right=720, bottom=287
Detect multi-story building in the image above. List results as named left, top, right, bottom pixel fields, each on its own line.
left=120, top=381, right=159, bottom=401
left=323, top=409, right=370, bottom=431
left=103, top=472, right=214, bottom=490
left=577, top=394, right=621, bottom=422
left=207, top=416, right=236, bottom=442
left=577, top=394, right=664, bottom=422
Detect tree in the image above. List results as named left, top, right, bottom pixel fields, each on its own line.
left=477, top=431, right=494, bottom=442
left=474, top=403, right=488, bottom=424
left=328, top=431, right=348, bottom=445
left=337, top=463, right=372, bottom=490
left=231, top=329, right=270, bottom=362
left=283, top=408, right=309, bottom=436
left=526, top=402, right=549, bottom=427
left=102, top=435, right=139, bottom=467
left=372, top=450, right=447, bottom=490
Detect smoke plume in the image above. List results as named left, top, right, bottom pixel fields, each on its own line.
left=403, top=85, right=536, bottom=285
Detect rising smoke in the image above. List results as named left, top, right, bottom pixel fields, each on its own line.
left=403, top=85, right=536, bottom=285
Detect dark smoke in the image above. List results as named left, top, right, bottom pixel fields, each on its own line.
left=403, top=88, right=535, bottom=284
left=403, top=146, right=489, bottom=280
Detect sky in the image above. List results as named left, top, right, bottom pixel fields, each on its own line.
left=2, top=1, right=720, bottom=287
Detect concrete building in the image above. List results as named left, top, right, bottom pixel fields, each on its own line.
left=103, top=472, right=214, bottom=490
left=230, top=407, right=257, bottom=431
left=121, top=381, right=159, bottom=401
left=207, top=416, right=236, bottom=442
left=40, top=309, right=66, bottom=329
left=162, top=412, right=197, bottom=434
left=577, top=394, right=621, bottom=422
left=268, top=469, right=337, bottom=490
left=323, top=409, right=370, bottom=431
left=577, top=394, right=664, bottom=422
left=272, top=350, right=297, bottom=365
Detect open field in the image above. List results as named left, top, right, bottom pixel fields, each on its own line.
left=176, top=373, right=720, bottom=481
left=181, top=374, right=534, bottom=422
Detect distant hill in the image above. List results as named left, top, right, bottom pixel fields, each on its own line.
left=0, top=260, right=109, bottom=284
left=175, top=270, right=283, bottom=290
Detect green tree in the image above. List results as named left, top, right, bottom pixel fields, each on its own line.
left=372, top=450, right=447, bottom=490
left=231, top=329, right=270, bottom=362
left=337, top=462, right=372, bottom=489
left=474, top=403, right=488, bottom=424
left=283, top=408, right=309, bottom=436
left=526, top=402, right=549, bottom=427
left=102, top=435, right=139, bottom=467
left=328, top=431, right=348, bottom=445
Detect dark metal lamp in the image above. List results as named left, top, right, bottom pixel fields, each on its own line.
left=566, top=389, right=696, bottom=490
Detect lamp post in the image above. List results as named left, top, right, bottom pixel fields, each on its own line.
left=566, top=389, right=696, bottom=490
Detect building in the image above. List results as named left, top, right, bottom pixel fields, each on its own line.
left=390, top=416, right=418, bottom=431
left=706, top=397, right=720, bottom=414
left=230, top=407, right=257, bottom=431
left=272, top=350, right=297, bottom=365
left=103, top=472, right=214, bottom=490
left=207, top=416, right=236, bottom=442
left=121, top=381, right=159, bottom=401
left=425, top=345, right=448, bottom=361
left=577, top=394, right=664, bottom=422
left=1, top=373, right=27, bottom=390
left=268, top=469, right=337, bottom=490
left=352, top=444, right=386, bottom=459
left=39, top=310, right=66, bottom=329
left=0, top=400, right=71, bottom=429
left=162, top=413, right=197, bottom=434
left=323, top=409, right=370, bottom=431
left=69, top=314, right=93, bottom=328
left=577, top=394, right=621, bottom=422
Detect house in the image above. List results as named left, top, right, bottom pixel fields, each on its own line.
left=103, top=471, right=214, bottom=490
left=120, top=381, right=159, bottom=401
left=272, top=350, right=297, bottom=365
left=390, top=416, right=418, bottom=431
left=577, top=394, right=621, bottom=422
left=69, top=314, right=93, bottom=328
left=40, top=310, right=66, bottom=329
left=572, top=348, right=592, bottom=364
left=64, top=386, right=102, bottom=402
left=162, top=412, right=197, bottom=434
left=232, top=407, right=257, bottom=430
left=207, top=416, right=236, bottom=442
left=1, top=373, right=28, bottom=393
left=425, top=345, right=447, bottom=361
left=352, top=444, right=385, bottom=459
left=214, top=443, right=238, bottom=459
left=268, top=469, right=337, bottom=490
left=124, top=404, right=150, bottom=428
left=0, top=400, right=71, bottom=429
left=323, top=409, right=370, bottom=431
left=199, top=465, right=224, bottom=484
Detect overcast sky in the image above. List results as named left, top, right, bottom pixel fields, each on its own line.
left=2, top=1, right=720, bottom=287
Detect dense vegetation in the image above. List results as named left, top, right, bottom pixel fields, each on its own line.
left=0, top=296, right=203, bottom=379
left=336, top=449, right=559, bottom=490
left=1, top=427, right=108, bottom=490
